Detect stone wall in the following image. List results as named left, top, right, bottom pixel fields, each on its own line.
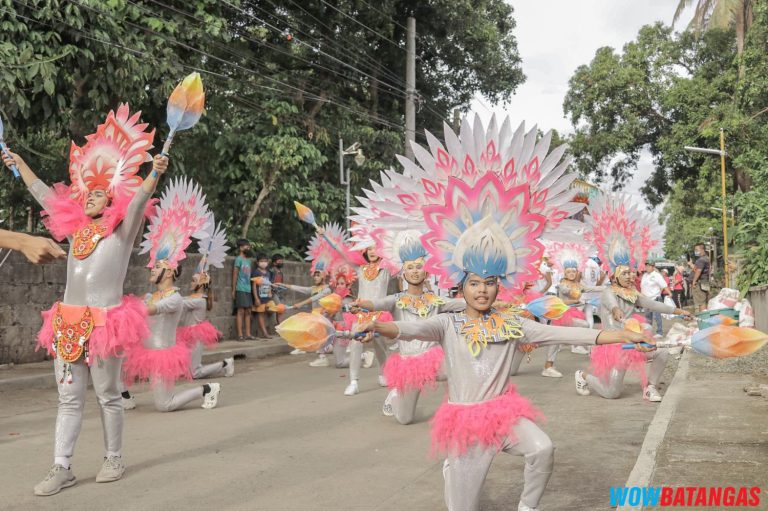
left=0, top=248, right=312, bottom=364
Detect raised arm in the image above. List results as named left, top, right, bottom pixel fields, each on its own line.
left=292, top=287, right=331, bottom=309
left=438, top=297, right=467, bottom=313
left=118, top=155, right=169, bottom=242
left=2, top=151, right=53, bottom=209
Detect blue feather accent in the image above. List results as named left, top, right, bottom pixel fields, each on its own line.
left=399, top=237, right=428, bottom=262
left=563, top=259, right=579, bottom=269
left=156, top=246, right=171, bottom=261
left=463, top=243, right=507, bottom=278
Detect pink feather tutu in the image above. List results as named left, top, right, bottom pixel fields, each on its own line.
left=122, top=342, right=192, bottom=388
left=37, top=295, right=150, bottom=362
left=382, top=346, right=444, bottom=393
left=429, top=385, right=544, bottom=457
left=550, top=306, right=586, bottom=326
left=589, top=343, right=648, bottom=388
left=176, top=321, right=222, bottom=348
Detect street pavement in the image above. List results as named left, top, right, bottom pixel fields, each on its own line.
left=0, top=342, right=670, bottom=511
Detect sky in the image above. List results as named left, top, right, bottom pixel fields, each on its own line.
left=471, top=0, right=695, bottom=206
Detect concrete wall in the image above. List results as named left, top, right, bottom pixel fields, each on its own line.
left=0, top=248, right=312, bottom=364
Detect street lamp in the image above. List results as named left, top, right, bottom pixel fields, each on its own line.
left=684, top=127, right=730, bottom=287
left=339, top=139, right=365, bottom=230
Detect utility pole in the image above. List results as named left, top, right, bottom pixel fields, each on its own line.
left=404, top=16, right=416, bottom=160
left=453, top=108, right=461, bottom=132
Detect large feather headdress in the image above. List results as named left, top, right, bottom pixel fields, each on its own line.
left=350, top=114, right=582, bottom=291
left=197, top=220, right=229, bottom=272
left=544, top=240, right=589, bottom=273
left=584, top=192, right=637, bottom=273
left=141, top=177, right=211, bottom=269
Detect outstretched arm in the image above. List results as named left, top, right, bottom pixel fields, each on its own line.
left=0, top=229, right=66, bottom=263
left=520, top=318, right=650, bottom=349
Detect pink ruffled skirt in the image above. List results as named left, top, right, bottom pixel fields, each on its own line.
left=382, top=346, right=444, bottom=393
left=37, top=295, right=149, bottom=363
left=589, top=343, right=648, bottom=388
left=176, top=321, right=222, bottom=348
left=429, top=385, right=543, bottom=457
left=122, top=342, right=192, bottom=388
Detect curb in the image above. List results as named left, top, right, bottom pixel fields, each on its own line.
left=0, top=340, right=292, bottom=392
left=616, top=350, right=691, bottom=511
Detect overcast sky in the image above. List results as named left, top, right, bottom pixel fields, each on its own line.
left=471, top=0, right=695, bottom=205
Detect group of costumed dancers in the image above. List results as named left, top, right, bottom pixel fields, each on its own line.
left=2, top=97, right=234, bottom=496
left=277, top=115, right=695, bottom=511
left=4, top=93, right=699, bottom=509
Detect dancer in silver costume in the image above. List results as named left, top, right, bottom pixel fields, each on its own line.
left=351, top=115, right=650, bottom=510
left=122, top=177, right=222, bottom=411
left=575, top=266, right=690, bottom=401
left=140, top=264, right=222, bottom=410
left=574, top=192, right=691, bottom=403
left=180, top=272, right=233, bottom=380
left=316, top=226, right=393, bottom=395
left=3, top=105, right=162, bottom=496
left=353, top=230, right=465, bottom=424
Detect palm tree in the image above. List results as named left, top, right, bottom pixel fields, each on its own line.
left=673, top=0, right=753, bottom=76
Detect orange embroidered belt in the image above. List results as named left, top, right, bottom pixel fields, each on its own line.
left=52, top=302, right=108, bottom=365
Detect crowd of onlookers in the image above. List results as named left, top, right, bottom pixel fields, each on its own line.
left=231, top=239, right=287, bottom=340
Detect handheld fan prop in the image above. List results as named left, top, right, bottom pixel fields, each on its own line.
left=318, top=293, right=343, bottom=314
left=276, top=312, right=373, bottom=351
left=523, top=295, right=569, bottom=321
left=623, top=325, right=767, bottom=358
left=294, top=201, right=318, bottom=228
left=0, top=116, right=19, bottom=178
left=162, top=72, right=205, bottom=155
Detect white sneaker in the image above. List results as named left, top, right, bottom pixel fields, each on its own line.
left=382, top=389, right=396, bottom=416
left=290, top=348, right=306, bottom=355
left=388, top=343, right=399, bottom=352
left=541, top=366, right=563, bottom=378
left=202, top=383, right=221, bottom=409
left=378, top=374, right=388, bottom=387
left=33, top=464, right=76, bottom=496
left=344, top=380, right=359, bottom=396
left=571, top=345, right=589, bottom=355
left=644, top=384, right=662, bottom=402
left=653, top=334, right=663, bottom=339
left=224, top=357, right=235, bottom=377
left=518, top=502, right=540, bottom=511
left=362, top=351, right=375, bottom=369
left=309, top=356, right=330, bottom=367
left=95, top=455, right=125, bottom=483
left=575, top=370, right=590, bottom=396
left=122, top=396, right=136, bottom=410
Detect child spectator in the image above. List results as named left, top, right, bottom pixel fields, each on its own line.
left=269, top=254, right=286, bottom=325
left=232, top=239, right=254, bottom=340
left=251, top=253, right=273, bottom=339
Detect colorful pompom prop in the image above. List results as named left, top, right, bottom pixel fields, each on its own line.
left=318, top=293, right=343, bottom=314
left=267, top=303, right=287, bottom=313
left=623, top=325, right=767, bottom=358
left=294, top=201, right=318, bottom=228
left=163, top=72, right=205, bottom=155
left=523, top=295, right=569, bottom=320
left=276, top=312, right=375, bottom=351
left=700, top=314, right=739, bottom=328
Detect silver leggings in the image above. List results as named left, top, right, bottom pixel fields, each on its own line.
left=333, top=340, right=350, bottom=368
left=583, top=303, right=596, bottom=329
left=391, top=369, right=446, bottom=425
left=152, top=380, right=203, bottom=412
left=54, top=356, right=123, bottom=459
left=191, top=342, right=225, bottom=379
left=586, top=349, right=669, bottom=399
left=348, top=337, right=389, bottom=380
left=443, top=418, right=554, bottom=511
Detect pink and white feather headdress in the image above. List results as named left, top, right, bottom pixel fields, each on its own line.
left=141, top=177, right=211, bottom=269
left=584, top=191, right=637, bottom=273
left=543, top=240, right=589, bottom=273
left=42, top=104, right=156, bottom=240
left=350, top=114, right=581, bottom=292
left=305, top=222, right=359, bottom=284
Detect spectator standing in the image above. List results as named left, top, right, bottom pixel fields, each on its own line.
left=672, top=266, right=685, bottom=308
left=640, top=261, right=671, bottom=338
left=232, top=239, right=254, bottom=340
left=690, top=243, right=711, bottom=312
left=269, top=253, right=286, bottom=325
left=251, top=253, right=273, bottom=339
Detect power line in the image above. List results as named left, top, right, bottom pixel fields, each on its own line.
left=316, top=0, right=405, bottom=52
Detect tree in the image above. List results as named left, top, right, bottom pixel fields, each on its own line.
left=563, top=23, right=737, bottom=206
